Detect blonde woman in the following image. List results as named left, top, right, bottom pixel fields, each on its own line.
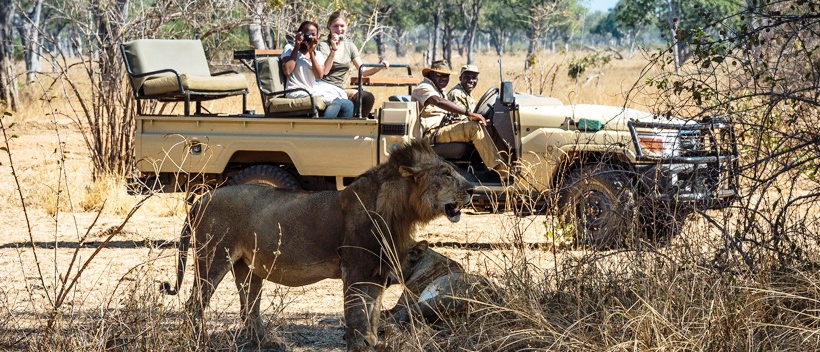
left=317, top=10, right=389, bottom=117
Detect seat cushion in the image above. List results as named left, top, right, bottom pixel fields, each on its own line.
left=265, top=96, right=327, bottom=115
left=141, top=73, right=248, bottom=96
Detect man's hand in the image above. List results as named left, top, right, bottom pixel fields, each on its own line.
left=467, top=112, right=487, bottom=126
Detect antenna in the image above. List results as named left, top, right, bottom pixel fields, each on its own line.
left=498, top=57, right=503, bottom=82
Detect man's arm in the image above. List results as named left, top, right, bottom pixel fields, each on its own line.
left=425, top=95, right=486, bottom=125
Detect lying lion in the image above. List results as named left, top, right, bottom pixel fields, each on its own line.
left=161, top=141, right=474, bottom=352
left=384, top=241, right=497, bottom=325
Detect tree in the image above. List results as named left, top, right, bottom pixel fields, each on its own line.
left=612, top=0, right=657, bottom=54
left=0, top=0, right=18, bottom=111
left=458, top=0, right=485, bottom=64
left=15, top=0, right=44, bottom=83
left=482, top=0, right=519, bottom=56
left=522, top=0, right=566, bottom=69
left=657, top=0, right=740, bottom=70
left=544, top=0, right=584, bottom=51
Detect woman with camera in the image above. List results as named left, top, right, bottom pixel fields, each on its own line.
left=317, top=10, right=389, bottom=118
left=281, top=20, right=354, bottom=118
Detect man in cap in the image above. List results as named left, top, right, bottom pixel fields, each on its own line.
left=411, top=60, right=507, bottom=173
left=447, top=64, right=479, bottom=113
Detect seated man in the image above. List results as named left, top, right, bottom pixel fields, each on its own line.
left=447, top=64, right=479, bottom=112
left=411, top=60, right=507, bottom=173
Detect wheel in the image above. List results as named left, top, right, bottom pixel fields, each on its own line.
left=227, top=165, right=300, bottom=190
left=558, top=167, right=638, bottom=250
left=474, top=86, right=499, bottom=117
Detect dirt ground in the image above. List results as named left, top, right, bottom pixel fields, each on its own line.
left=0, top=122, right=556, bottom=351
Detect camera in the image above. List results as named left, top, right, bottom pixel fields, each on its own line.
left=335, top=35, right=345, bottom=41
left=302, top=33, right=314, bottom=41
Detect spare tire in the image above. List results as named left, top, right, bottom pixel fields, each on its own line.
left=227, top=165, right=300, bottom=190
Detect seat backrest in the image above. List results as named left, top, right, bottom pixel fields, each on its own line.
left=122, top=39, right=212, bottom=92
left=256, top=56, right=286, bottom=94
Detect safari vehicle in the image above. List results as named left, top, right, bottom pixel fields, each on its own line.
left=124, top=40, right=738, bottom=247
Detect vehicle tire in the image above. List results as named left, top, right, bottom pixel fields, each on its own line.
left=558, top=167, right=638, bottom=250
left=227, top=165, right=300, bottom=190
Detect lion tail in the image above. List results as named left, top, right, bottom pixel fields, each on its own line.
left=161, top=212, right=193, bottom=296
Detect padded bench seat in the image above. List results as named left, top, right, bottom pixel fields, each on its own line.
left=142, top=72, right=248, bottom=96
left=121, top=39, right=249, bottom=116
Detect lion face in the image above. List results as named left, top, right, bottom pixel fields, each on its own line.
left=402, top=160, right=474, bottom=223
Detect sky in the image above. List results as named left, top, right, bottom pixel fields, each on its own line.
left=584, top=0, right=619, bottom=13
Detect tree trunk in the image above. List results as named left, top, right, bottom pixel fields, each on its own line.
left=19, top=0, right=44, bottom=83
left=525, top=24, right=540, bottom=70
left=374, top=32, right=387, bottom=58
left=394, top=28, right=408, bottom=57
left=489, top=28, right=505, bottom=56
left=431, top=7, right=440, bottom=62
left=459, top=0, right=482, bottom=65
left=0, top=0, right=18, bottom=111
left=248, top=24, right=265, bottom=49
left=248, top=0, right=266, bottom=49
left=665, top=0, right=680, bottom=72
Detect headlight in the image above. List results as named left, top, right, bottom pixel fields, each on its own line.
left=637, top=133, right=679, bottom=157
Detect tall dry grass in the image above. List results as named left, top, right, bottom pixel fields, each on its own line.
left=2, top=45, right=819, bottom=351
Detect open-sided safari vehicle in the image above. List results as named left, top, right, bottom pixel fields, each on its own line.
left=126, top=39, right=738, bottom=247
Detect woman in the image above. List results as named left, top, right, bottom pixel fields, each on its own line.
left=281, top=20, right=354, bottom=118
left=317, top=10, right=389, bottom=118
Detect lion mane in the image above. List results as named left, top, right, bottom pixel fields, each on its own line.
left=162, top=140, right=474, bottom=351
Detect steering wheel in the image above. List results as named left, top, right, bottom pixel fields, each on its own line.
left=474, top=86, right=499, bottom=118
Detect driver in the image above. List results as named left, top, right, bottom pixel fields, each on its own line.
left=447, top=65, right=479, bottom=113
left=411, top=60, right=507, bottom=173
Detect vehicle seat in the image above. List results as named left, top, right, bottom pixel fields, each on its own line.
left=120, top=39, right=249, bottom=116
left=432, top=142, right=472, bottom=160
left=256, top=56, right=326, bottom=117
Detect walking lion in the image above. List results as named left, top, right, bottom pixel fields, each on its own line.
left=162, top=141, right=474, bottom=351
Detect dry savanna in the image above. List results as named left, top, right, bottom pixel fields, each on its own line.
left=1, top=47, right=819, bottom=351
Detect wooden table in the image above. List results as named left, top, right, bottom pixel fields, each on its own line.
left=349, top=76, right=419, bottom=86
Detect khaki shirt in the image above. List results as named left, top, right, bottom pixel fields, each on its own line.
left=317, top=40, right=359, bottom=88
left=412, top=77, right=452, bottom=133
left=447, top=83, right=475, bottom=113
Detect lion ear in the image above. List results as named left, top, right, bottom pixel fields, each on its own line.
left=399, top=165, right=420, bottom=178
left=408, top=241, right=429, bottom=261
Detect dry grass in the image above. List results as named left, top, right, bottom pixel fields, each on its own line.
left=2, top=48, right=819, bottom=351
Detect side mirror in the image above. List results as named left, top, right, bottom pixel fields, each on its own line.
left=501, top=81, right=515, bottom=105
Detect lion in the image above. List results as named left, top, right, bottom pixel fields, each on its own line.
left=384, top=241, right=497, bottom=325
left=161, top=140, right=474, bottom=352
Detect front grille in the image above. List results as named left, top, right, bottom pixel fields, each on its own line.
left=381, top=123, right=408, bottom=135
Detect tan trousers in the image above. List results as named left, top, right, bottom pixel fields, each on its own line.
left=433, top=120, right=503, bottom=169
